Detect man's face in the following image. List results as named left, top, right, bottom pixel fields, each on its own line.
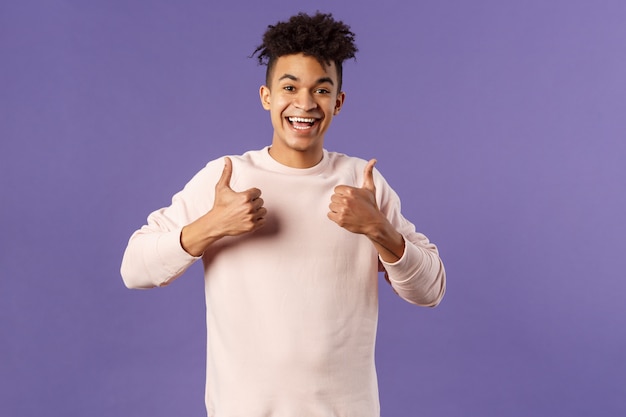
left=260, top=53, right=345, bottom=168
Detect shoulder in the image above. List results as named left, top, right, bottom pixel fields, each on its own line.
left=325, top=150, right=369, bottom=171
left=200, top=148, right=266, bottom=173
left=326, top=150, right=388, bottom=183
left=181, top=149, right=263, bottom=190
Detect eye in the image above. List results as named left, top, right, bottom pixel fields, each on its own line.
left=283, top=85, right=295, bottom=92
left=315, top=88, right=330, bottom=94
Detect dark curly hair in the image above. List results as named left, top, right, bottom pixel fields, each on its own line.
left=252, top=12, right=358, bottom=91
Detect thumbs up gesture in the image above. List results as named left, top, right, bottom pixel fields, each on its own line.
left=327, top=159, right=382, bottom=236
left=212, top=157, right=267, bottom=236
left=180, top=157, right=266, bottom=256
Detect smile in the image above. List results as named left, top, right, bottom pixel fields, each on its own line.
left=287, top=116, right=318, bottom=130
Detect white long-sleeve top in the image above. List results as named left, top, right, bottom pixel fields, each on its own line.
left=121, top=147, right=445, bottom=417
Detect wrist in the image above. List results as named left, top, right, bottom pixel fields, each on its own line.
left=368, top=219, right=405, bottom=262
left=180, top=215, right=223, bottom=257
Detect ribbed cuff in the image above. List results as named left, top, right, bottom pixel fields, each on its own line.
left=380, top=237, right=424, bottom=284
left=155, top=228, right=201, bottom=278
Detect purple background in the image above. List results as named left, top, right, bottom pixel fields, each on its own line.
left=2, top=1, right=625, bottom=416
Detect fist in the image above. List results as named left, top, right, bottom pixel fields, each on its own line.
left=327, top=159, right=381, bottom=235
left=212, top=157, right=267, bottom=237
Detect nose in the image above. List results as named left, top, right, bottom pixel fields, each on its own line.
left=293, top=90, right=317, bottom=111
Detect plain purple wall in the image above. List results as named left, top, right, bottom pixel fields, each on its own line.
left=2, top=1, right=625, bottom=416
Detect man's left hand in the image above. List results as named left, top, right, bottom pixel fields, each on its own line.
left=328, top=159, right=382, bottom=236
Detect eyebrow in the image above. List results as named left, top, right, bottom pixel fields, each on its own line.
left=278, top=74, right=335, bottom=86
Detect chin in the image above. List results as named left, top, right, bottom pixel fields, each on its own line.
left=288, top=138, right=322, bottom=152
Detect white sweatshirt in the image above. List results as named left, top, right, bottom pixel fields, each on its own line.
left=121, top=147, right=445, bottom=417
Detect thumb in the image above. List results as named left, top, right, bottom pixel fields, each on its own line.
left=362, top=158, right=377, bottom=192
left=216, top=157, right=233, bottom=190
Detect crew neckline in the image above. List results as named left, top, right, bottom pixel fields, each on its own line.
left=259, top=146, right=330, bottom=176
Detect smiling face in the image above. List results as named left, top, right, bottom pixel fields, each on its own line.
left=260, top=53, right=346, bottom=168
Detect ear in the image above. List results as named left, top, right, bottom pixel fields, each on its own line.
left=333, top=91, right=346, bottom=115
left=260, top=85, right=271, bottom=110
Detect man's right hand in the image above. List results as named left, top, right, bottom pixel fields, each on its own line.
left=181, top=157, right=267, bottom=256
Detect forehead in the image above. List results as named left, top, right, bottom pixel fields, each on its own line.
left=270, top=53, right=338, bottom=84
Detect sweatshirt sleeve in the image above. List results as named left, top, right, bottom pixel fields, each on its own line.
left=375, top=172, right=446, bottom=307
left=120, top=161, right=220, bottom=289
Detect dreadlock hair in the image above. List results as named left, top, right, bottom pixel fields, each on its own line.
left=252, top=12, right=358, bottom=92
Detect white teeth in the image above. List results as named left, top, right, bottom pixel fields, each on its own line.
left=288, top=117, right=316, bottom=123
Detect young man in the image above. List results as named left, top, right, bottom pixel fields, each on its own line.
left=121, top=12, right=445, bottom=417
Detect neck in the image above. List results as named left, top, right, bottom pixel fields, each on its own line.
left=267, top=147, right=323, bottom=168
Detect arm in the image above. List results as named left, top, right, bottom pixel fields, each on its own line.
left=120, top=223, right=199, bottom=289
left=180, top=157, right=266, bottom=256
left=328, top=159, right=445, bottom=307
left=379, top=228, right=446, bottom=307
left=120, top=157, right=267, bottom=289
